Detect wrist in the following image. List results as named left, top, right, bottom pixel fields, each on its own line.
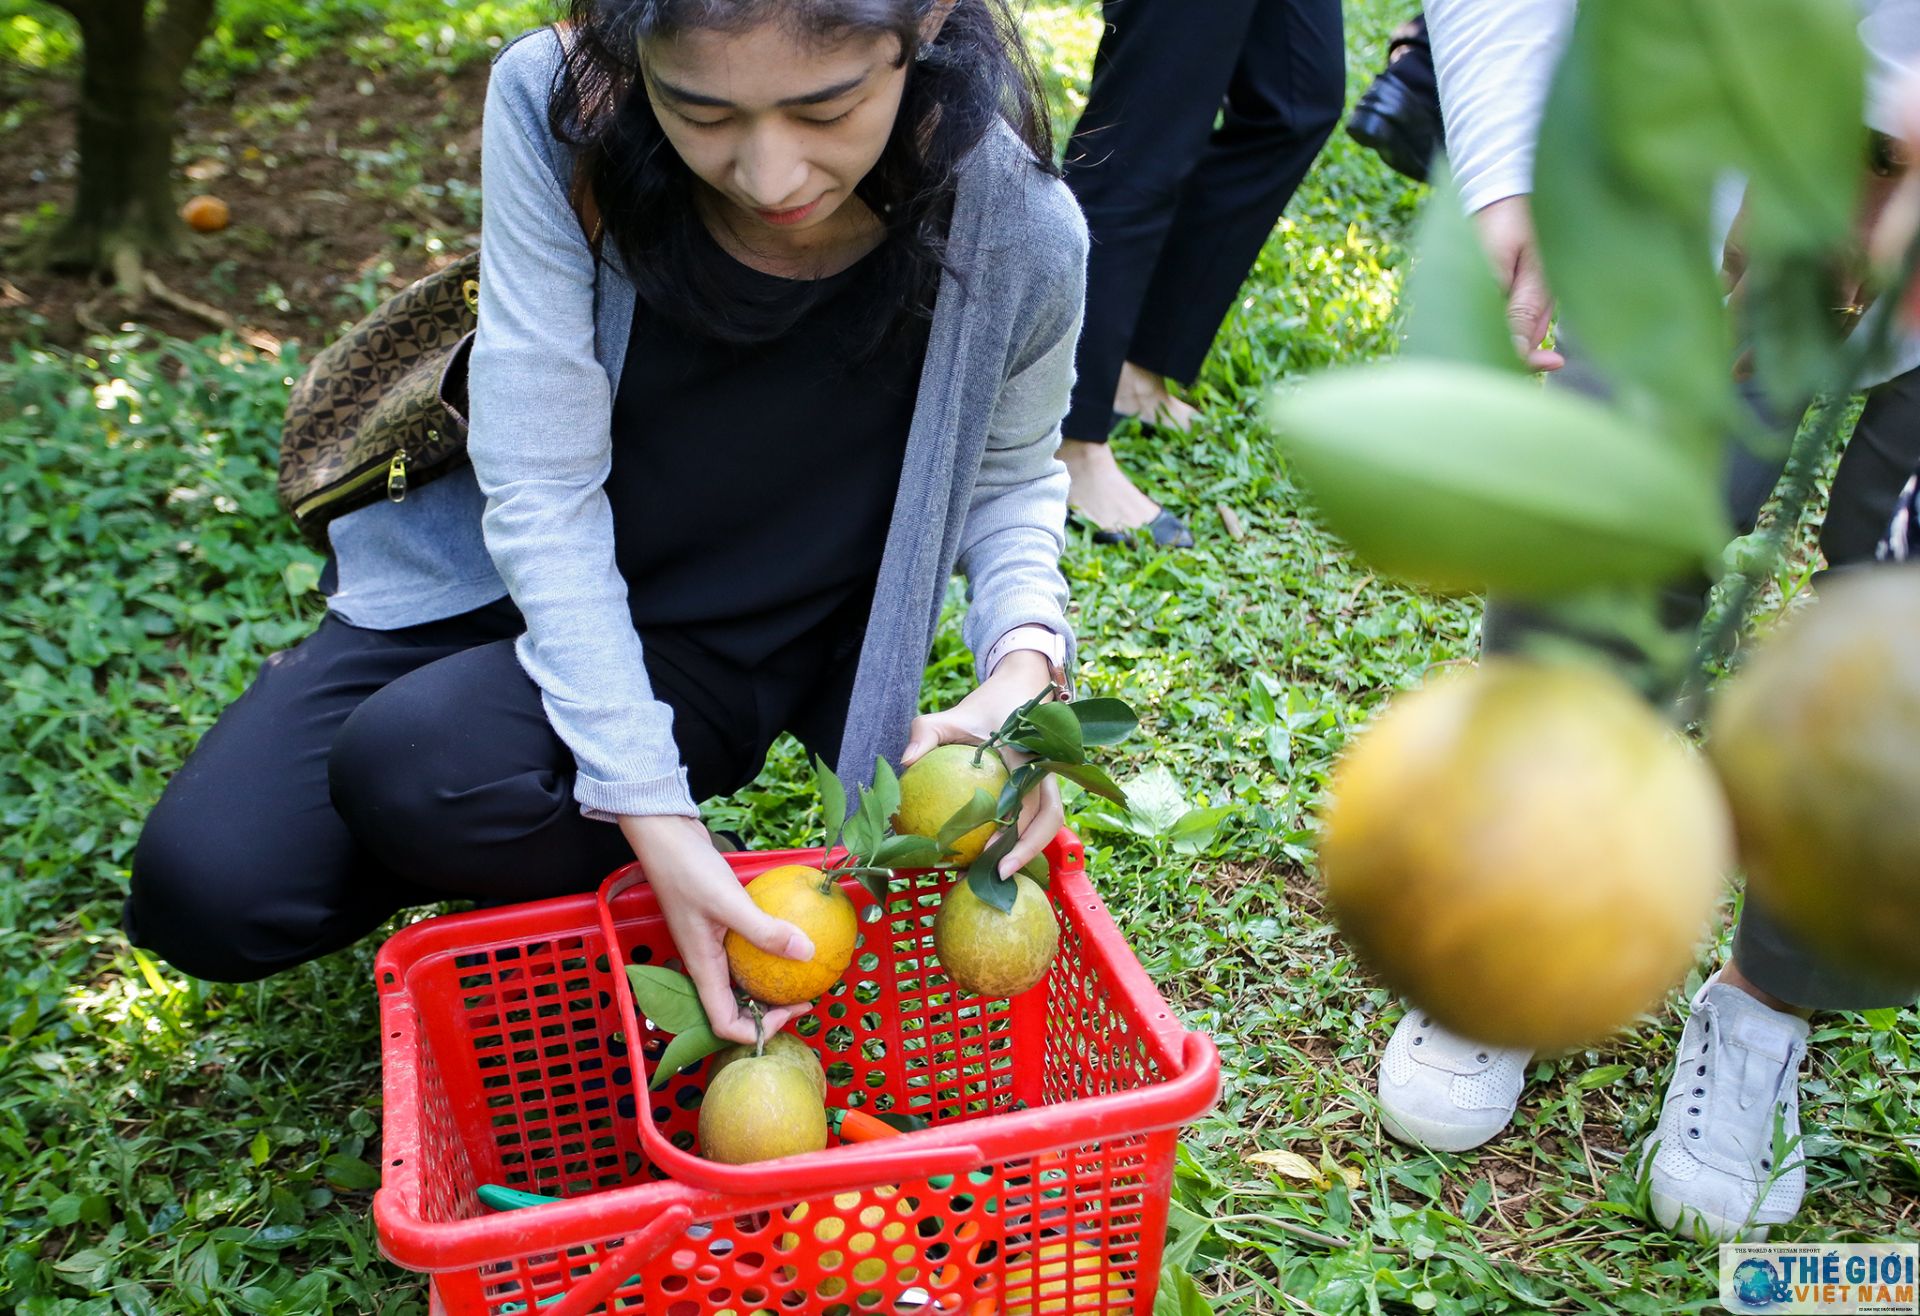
left=983, top=649, right=1052, bottom=693
left=619, top=812, right=707, bottom=855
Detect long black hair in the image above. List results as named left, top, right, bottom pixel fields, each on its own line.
left=549, top=0, right=1055, bottom=353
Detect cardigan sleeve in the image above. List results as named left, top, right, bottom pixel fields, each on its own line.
left=466, top=33, right=699, bottom=820
left=956, top=179, right=1087, bottom=683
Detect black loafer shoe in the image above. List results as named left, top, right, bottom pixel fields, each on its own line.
left=1347, top=16, right=1445, bottom=183
left=1348, top=73, right=1443, bottom=183
left=1087, top=507, right=1194, bottom=549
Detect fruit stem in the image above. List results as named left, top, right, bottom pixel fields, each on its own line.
left=749, top=1002, right=765, bottom=1059
left=1680, top=227, right=1920, bottom=725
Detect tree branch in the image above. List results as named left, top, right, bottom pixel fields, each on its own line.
left=148, top=0, right=218, bottom=86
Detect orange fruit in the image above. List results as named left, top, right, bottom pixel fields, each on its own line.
left=180, top=195, right=230, bottom=233
left=698, top=1053, right=827, bottom=1164
left=895, top=744, right=1011, bottom=866
left=933, top=873, right=1059, bottom=999
left=1320, top=659, right=1730, bottom=1052
left=1709, top=569, right=1920, bottom=985
left=710, top=1031, right=826, bottom=1103
left=724, top=865, right=858, bottom=1006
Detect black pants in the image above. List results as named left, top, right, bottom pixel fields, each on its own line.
left=1487, top=359, right=1920, bottom=1011
left=1061, top=0, right=1345, bottom=441
left=123, top=599, right=856, bottom=983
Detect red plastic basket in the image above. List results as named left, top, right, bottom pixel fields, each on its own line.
left=375, top=830, right=1219, bottom=1315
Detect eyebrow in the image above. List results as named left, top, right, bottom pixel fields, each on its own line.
left=648, top=69, right=872, bottom=110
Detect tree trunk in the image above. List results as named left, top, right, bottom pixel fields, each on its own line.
left=43, top=0, right=219, bottom=287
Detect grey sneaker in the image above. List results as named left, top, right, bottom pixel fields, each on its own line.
left=1377, top=1011, right=1531, bottom=1152
left=1642, top=976, right=1810, bottom=1242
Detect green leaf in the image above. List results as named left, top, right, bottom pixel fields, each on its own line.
left=936, top=788, right=1001, bottom=852
left=1533, top=28, right=1736, bottom=444
left=1068, top=697, right=1139, bottom=746
left=1018, top=853, right=1051, bottom=882
left=321, top=1154, right=381, bottom=1191
left=650, top=1022, right=726, bottom=1089
left=1403, top=163, right=1527, bottom=373
left=1123, top=766, right=1190, bottom=835
left=1570, top=1063, right=1633, bottom=1093
left=625, top=966, right=709, bottom=1036
left=249, top=1131, right=270, bottom=1167
left=870, top=755, right=902, bottom=825
left=847, top=773, right=893, bottom=865
left=813, top=755, right=847, bottom=842
left=998, top=763, right=1043, bottom=819
left=1037, top=759, right=1128, bottom=807
left=1154, top=1263, right=1214, bottom=1316
left=1011, top=701, right=1084, bottom=763
left=1269, top=360, right=1730, bottom=597
left=871, top=834, right=946, bottom=869
left=964, top=829, right=1022, bottom=912
left=1167, top=805, right=1234, bottom=856
left=852, top=868, right=890, bottom=905
left=1590, top=0, right=1862, bottom=255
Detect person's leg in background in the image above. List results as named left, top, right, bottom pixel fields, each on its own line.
left=1641, top=368, right=1920, bottom=1235
left=1058, top=0, right=1260, bottom=544
left=1124, top=0, right=1346, bottom=397
left=123, top=601, right=523, bottom=982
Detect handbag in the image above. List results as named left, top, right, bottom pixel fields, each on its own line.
left=276, top=168, right=602, bottom=545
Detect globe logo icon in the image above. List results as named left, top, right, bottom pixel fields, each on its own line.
left=1733, top=1259, right=1793, bottom=1309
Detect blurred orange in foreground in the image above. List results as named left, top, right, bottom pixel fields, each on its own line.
left=1711, top=568, right=1920, bottom=987
left=1320, top=660, right=1729, bottom=1052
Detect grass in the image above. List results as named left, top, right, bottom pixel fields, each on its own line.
left=1, top=2, right=1915, bottom=1314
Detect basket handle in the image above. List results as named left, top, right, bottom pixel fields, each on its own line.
left=537, top=1203, right=693, bottom=1316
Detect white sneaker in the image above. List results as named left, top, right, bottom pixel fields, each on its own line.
left=1377, top=1011, right=1532, bottom=1152
left=1642, top=975, right=1810, bottom=1242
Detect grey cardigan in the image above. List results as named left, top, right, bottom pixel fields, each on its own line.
left=324, top=28, right=1087, bottom=820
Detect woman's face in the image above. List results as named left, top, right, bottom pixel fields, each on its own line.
left=642, top=21, right=911, bottom=252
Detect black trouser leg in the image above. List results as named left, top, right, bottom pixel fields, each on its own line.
left=124, top=602, right=858, bottom=982
left=1125, top=0, right=1345, bottom=386
left=124, top=603, right=523, bottom=982
left=1060, top=0, right=1263, bottom=442
left=325, top=635, right=757, bottom=901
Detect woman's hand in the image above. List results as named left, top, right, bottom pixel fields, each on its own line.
left=619, top=814, right=816, bottom=1044
left=900, top=651, right=1065, bottom=878
left=1472, top=194, right=1565, bottom=373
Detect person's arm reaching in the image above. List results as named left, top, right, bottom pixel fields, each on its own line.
left=1426, top=0, right=1574, bottom=370
left=467, top=35, right=808, bottom=1043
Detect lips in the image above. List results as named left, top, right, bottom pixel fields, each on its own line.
left=756, top=197, right=824, bottom=226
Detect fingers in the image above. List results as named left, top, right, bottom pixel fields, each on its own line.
left=1507, top=266, right=1559, bottom=373
left=999, top=779, right=1064, bottom=877
left=715, top=881, right=815, bottom=962
left=683, top=938, right=759, bottom=1044
left=900, top=715, right=945, bottom=768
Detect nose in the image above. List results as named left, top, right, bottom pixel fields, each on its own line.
left=732, top=121, right=809, bottom=209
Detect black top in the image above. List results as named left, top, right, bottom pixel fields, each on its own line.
left=607, top=225, right=930, bottom=670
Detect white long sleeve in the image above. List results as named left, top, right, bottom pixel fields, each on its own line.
left=1430, top=1, right=1920, bottom=213
left=1425, top=0, right=1574, bottom=213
